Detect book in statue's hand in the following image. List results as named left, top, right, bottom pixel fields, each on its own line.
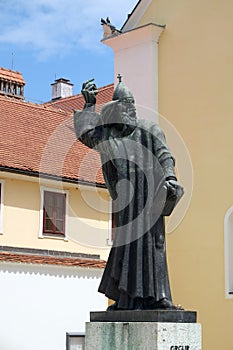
left=162, top=180, right=184, bottom=216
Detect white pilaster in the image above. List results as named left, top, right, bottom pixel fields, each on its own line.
left=102, top=23, right=165, bottom=120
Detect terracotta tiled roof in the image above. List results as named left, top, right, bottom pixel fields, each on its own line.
left=45, top=83, right=114, bottom=113
left=0, top=251, right=106, bottom=268
left=0, top=67, right=25, bottom=85
left=0, top=92, right=112, bottom=185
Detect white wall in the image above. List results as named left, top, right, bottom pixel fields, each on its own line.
left=0, top=262, right=106, bottom=350
left=102, top=23, right=164, bottom=119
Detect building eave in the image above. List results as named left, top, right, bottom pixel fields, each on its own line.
left=0, top=166, right=106, bottom=189
left=121, top=0, right=153, bottom=32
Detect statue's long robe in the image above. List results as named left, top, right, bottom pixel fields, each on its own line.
left=74, top=109, right=177, bottom=309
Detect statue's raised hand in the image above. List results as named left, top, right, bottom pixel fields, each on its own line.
left=81, top=78, right=99, bottom=105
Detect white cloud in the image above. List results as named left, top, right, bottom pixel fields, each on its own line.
left=0, top=0, right=137, bottom=59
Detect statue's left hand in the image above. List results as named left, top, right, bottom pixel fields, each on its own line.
left=165, top=180, right=184, bottom=200
left=81, top=78, right=99, bottom=105
left=162, top=180, right=184, bottom=216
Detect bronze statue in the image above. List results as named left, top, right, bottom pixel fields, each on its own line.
left=74, top=76, right=184, bottom=310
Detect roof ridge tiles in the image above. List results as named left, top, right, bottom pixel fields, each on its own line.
left=0, top=95, right=71, bottom=115
left=0, top=67, right=25, bottom=84
left=0, top=66, right=23, bottom=74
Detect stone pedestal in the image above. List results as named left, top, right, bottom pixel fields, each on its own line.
left=85, top=311, right=202, bottom=350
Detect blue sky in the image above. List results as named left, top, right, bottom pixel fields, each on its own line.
left=0, top=1, right=138, bottom=103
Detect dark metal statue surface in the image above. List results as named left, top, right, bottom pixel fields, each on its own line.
left=74, top=77, right=184, bottom=310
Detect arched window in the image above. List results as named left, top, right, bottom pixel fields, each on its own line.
left=224, top=206, right=233, bottom=297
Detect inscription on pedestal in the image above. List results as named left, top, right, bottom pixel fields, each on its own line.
left=85, top=321, right=202, bottom=350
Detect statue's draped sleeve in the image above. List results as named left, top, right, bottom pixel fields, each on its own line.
left=74, top=109, right=119, bottom=199
left=150, top=123, right=177, bottom=180
left=74, top=110, right=104, bottom=149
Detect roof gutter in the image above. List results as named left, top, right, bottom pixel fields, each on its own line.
left=0, top=166, right=106, bottom=189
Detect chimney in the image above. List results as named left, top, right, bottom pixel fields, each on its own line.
left=0, top=67, right=25, bottom=99
left=51, top=78, right=73, bottom=100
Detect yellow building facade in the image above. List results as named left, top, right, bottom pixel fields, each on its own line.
left=134, top=0, right=233, bottom=348
left=0, top=173, right=110, bottom=260
left=0, top=76, right=114, bottom=263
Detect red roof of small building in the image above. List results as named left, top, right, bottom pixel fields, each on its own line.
left=0, top=83, right=114, bottom=185
left=0, top=67, right=25, bottom=85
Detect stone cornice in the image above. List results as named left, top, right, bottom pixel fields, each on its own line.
left=102, top=23, right=165, bottom=52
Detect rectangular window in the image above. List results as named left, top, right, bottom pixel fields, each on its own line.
left=66, top=333, right=85, bottom=350
left=0, top=181, right=4, bottom=233
left=43, top=190, right=66, bottom=237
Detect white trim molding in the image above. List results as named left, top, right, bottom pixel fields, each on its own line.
left=224, top=206, right=233, bottom=298
left=39, top=186, right=69, bottom=241
left=0, top=179, right=5, bottom=234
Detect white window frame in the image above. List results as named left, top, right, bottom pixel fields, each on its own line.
left=107, top=200, right=113, bottom=246
left=39, top=186, right=69, bottom=240
left=0, top=180, right=5, bottom=234
left=224, top=206, right=233, bottom=298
